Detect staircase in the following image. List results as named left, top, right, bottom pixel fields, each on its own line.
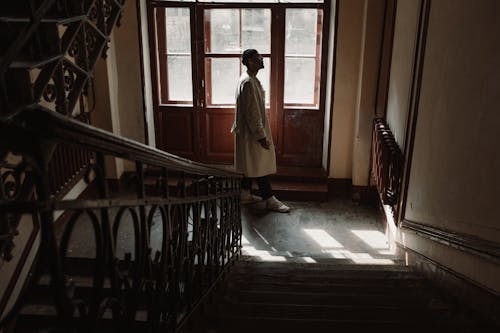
left=185, top=256, right=496, bottom=333
left=13, top=257, right=155, bottom=332
left=1, top=2, right=243, bottom=332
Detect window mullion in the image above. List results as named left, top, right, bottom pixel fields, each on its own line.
left=314, top=9, right=322, bottom=107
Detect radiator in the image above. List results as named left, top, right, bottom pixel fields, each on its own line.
left=371, top=118, right=403, bottom=206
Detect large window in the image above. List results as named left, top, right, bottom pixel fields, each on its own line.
left=284, top=8, right=323, bottom=107
left=151, top=1, right=325, bottom=109
left=149, top=0, right=329, bottom=166
left=204, top=8, right=271, bottom=106
left=155, top=7, right=194, bottom=105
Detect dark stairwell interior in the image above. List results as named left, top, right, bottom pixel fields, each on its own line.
left=11, top=196, right=497, bottom=332
left=1, top=1, right=500, bottom=333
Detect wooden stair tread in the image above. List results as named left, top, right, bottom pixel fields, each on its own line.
left=204, top=315, right=487, bottom=333
left=213, top=302, right=452, bottom=320
left=226, top=289, right=446, bottom=307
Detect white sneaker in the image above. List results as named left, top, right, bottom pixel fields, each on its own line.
left=241, top=190, right=262, bottom=204
left=266, top=196, right=290, bottom=213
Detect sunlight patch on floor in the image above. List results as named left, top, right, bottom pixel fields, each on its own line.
left=303, top=229, right=343, bottom=248
left=351, top=229, right=396, bottom=256
left=351, top=230, right=388, bottom=249
left=322, top=249, right=394, bottom=265
left=302, top=257, right=317, bottom=263
left=242, top=246, right=288, bottom=262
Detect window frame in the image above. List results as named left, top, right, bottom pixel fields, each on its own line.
left=150, top=2, right=198, bottom=107
left=148, top=0, right=329, bottom=110
left=203, top=7, right=272, bottom=107
left=283, top=8, right=323, bottom=108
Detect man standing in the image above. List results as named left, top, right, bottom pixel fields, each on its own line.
left=231, top=49, right=290, bottom=213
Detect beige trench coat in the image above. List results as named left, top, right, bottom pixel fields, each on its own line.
left=231, top=72, right=276, bottom=177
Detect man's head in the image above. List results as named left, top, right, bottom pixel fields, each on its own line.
left=242, top=49, right=264, bottom=73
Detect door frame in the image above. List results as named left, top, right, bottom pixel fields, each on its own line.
left=144, top=0, right=334, bottom=176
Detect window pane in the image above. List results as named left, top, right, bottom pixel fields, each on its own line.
left=284, top=57, right=316, bottom=104
left=206, top=9, right=240, bottom=53
left=280, top=0, right=323, bottom=3
left=208, top=58, right=240, bottom=105
left=168, top=56, right=193, bottom=102
left=242, top=9, right=271, bottom=53
left=166, top=8, right=191, bottom=53
left=285, top=9, right=318, bottom=55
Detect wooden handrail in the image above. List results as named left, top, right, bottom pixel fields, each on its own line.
left=14, top=106, right=241, bottom=178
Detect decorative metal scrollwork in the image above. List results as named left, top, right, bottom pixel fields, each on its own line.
left=1, top=0, right=126, bottom=120
left=0, top=152, right=29, bottom=203
left=68, top=36, right=81, bottom=59
left=89, top=3, right=99, bottom=23
left=63, top=63, right=76, bottom=92
left=0, top=215, right=18, bottom=262
left=0, top=0, right=242, bottom=331
left=0, top=151, right=32, bottom=262
left=85, top=25, right=98, bottom=56
left=43, top=81, right=57, bottom=103
left=103, top=0, right=113, bottom=20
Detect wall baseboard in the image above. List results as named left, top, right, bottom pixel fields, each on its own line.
left=401, top=220, right=500, bottom=264
left=327, top=178, right=377, bottom=204
left=399, top=244, right=500, bottom=326
left=327, top=178, right=351, bottom=196
left=351, top=185, right=377, bottom=204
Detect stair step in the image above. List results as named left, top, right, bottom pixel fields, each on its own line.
left=225, top=289, right=444, bottom=307
left=226, top=280, right=430, bottom=294
left=252, top=180, right=328, bottom=201
left=228, top=269, right=421, bottom=281
left=239, top=254, right=403, bottom=265
left=204, top=316, right=481, bottom=333
left=213, top=302, right=446, bottom=321
left=16, top=304, right=149, bottom=332
left=228, top=277, right=427, bottom=292
left=25, top=274, right=155, bottom=307
left=233, top=259, right=411, bottom=272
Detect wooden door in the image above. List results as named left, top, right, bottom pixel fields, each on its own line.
left=273, top=6, right=328, bottom=168
left=199, top=7, right=274, bottom=164
left=149, top=4, right=200, bottom=160
left=149, top=2, right=330, bottom=170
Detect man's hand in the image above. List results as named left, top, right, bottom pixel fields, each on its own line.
left=258, top=138, right=271, bottom=150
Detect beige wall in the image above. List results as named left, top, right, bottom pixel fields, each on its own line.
left=329, top=0, right=385, bottom=185
left=400, top=0, right=500, bottom=292
left=385, top=0, right=421, bottom=149
left=92, top=0, right=145, bottom=143
left=92, top=0, right=146, bottom=177
left=329, top=0, right=364, bottom=179
left=112, top=0, right=145, bottom=145
left=351, top=0, right=385, bottom=186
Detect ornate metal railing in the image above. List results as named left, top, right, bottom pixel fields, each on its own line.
left=0, top=0, right=243, bottom=331
left=0, top=108, right=242, bottom=332
left=1, top=0, right=126, bottom=199
left=371, top=118, right=403, bottom=207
